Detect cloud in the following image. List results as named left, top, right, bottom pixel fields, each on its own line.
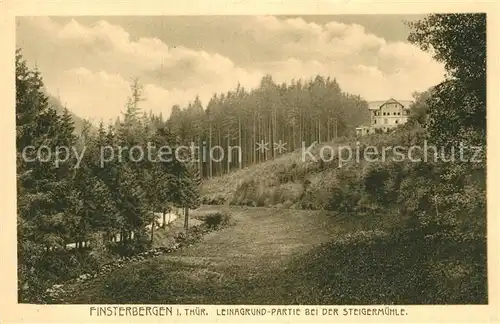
left=45, top=67, right=263, bottom=123
left=16, top=16, right=445, bottom=123
left=244, top=16, right=445, bottom=98
left=44, top=68, right=140, bottom=123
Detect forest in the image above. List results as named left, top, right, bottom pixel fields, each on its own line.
left=16, top=13, right=487, bottom=304
left=164, top=75, right=369, bottom=177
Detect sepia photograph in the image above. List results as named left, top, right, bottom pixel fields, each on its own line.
left=13, top=12, right=488, bottom=309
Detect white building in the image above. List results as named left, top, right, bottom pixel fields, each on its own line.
left=356, top=98, right=413, bottom=136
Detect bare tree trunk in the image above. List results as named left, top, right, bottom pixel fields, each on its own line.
left=258, top=116, right=261, bottom=163
left=434, top=194, right=439, bottom=217
left=184, top=207, right=189, bottom=231
left=318, top=118, right=321, bottom=142
left=265, top=115, right=269, bottom=160
left=253, top=113, right=256, bottom=164
left=217, top=129, right=221, bottom=176
left=238, top=116, right=242, bottom=169
left=327, top=118, right=330, bottom=141
left=150, top=219, right=155, bottom=243
left=269, top=107, right=274, bottom=159
left=209, top=122, right=213, bottom=178
left=226, top=133, right=230, bottom=174
left=300, top=113, right=303, bottom=145
left=198, top=136, right=203, bottom=179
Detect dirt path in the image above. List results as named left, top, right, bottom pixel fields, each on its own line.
left=163, top=206, right=339, bottom=271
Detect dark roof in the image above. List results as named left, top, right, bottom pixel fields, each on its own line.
left=368, top=98, right=413, bottom=110
left=367, top=101, right=387, bottom=110
left=398, top=100, right=414, bottom=108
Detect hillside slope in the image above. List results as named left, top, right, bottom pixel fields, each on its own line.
left=201, top=128, right=422, bottom=210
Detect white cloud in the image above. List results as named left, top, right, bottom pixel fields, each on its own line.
left=247, top=16, right=445, bottom=99
left=17, top=16, right=445, bottom=123
left=45, top=67, right=263, bottom=123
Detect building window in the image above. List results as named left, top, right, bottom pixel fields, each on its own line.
left=384, top=118, right=388, bottom=124
left=398, top=112, right=401, bottom=116
left=374, top=119, right=376, bottom=124
left=395, top=119, right=399, bottom=124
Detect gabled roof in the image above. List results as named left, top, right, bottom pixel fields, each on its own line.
left=367, top=101, right=387, bottom=110
left=398, top=100, right=414, bottom=108
left=368, top=98, right=413, bottom=110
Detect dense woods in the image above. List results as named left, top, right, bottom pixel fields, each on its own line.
left=16, top=53, right=203, bottom=301
left=166, top=75, right=368, bottom=177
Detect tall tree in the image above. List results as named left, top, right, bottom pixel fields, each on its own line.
left=408, top=14, right=486, bottom=146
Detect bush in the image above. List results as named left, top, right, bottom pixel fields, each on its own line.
left=254, top=195, right=266, bottom=207
left=283, top=199, right=294, bottom=209
left=99, top=260, right=173, bottom=304
left=203, top=210, right=233, bottom=229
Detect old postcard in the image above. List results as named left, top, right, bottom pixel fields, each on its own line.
left=0, top=0, right=499, bottom=323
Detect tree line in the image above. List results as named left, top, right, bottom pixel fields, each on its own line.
left=162, top=75, right=369, bottom=178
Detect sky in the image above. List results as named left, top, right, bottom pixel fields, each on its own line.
left=16, top=15, right=445, bottom=124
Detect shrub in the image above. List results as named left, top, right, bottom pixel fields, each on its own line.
left=255, top=195, right=266, bottom=207
left=203, top=210, right=233, bottom=229
left=100, top=260, right=172, bottom=304
left=283, top=199, right=294, bottom=209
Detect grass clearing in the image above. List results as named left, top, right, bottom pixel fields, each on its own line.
left=57, top=206, right=423, bottom=304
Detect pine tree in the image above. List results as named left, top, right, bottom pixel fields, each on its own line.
left=16, top=49, right=79, bottom=300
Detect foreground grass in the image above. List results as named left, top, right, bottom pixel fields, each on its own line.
left=280, top=230, right=486, bottom=305
left=53, top=207, right=486, bottom=305
left=64, top=229, right=487, bottom=305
